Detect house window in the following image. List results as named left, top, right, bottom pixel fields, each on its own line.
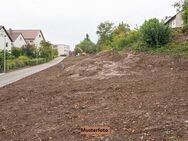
left=20, top=37, right=22, bottom=41
left=39, top=35, right=41, bottom=38
left=6, top=42, right=8, bottom=47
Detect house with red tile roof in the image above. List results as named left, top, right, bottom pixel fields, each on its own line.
left=7, top=29, right=27, bottom=48
left=9, top=29, right=45, bottom=48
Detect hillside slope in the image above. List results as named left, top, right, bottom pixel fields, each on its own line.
left=0, top=51, right=188, bottom=141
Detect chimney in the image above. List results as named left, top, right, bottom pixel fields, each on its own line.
left=9, top=28, right=13, bottom=35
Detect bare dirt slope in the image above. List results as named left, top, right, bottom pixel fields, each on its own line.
left=0, top=51, right=188, bottom=141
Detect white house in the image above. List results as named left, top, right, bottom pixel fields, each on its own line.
left=0, top=26, right=13, bottom=51
left=7, top=29, right=26, bottom=48
left=165, top=11, right=184, bottom=28
left=54, top=44, right=70, bottom=56
left=9, top=29, right=45, bottom=48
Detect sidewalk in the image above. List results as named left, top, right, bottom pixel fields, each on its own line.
left=0, top=57, right=64, bottom=88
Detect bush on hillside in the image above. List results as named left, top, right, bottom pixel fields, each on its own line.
left=124, top=30, right=141, bottom=47
left=140, top=18, right=171, bottom=47
left=75, top=34, right=96, bottom=55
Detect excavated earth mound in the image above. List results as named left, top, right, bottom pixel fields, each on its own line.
left=0, top=50, right=188, bottom=141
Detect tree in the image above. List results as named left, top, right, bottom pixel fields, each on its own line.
left=39, top=41, right=55, bottom=61
left=123, top=30, right=141, bottom=47
left=111, top=22, right=130, bottom=49
left=174, top=0, right=185, bottom=11
left=174, top=0, right=188, bottom=31
left=96, top=21, right=114, bottom=51
left=21, top=44, right=37, bottom=58
left=52, top=48, right=58, bottom=58
left=140, top=18, right=171, bottom=47
left=75, top=34, right=96, bottom=55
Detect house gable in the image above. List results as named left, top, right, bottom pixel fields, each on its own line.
left=11, top=30, right=45, bottom=47
left=165, top=11, right=184, bottom=28
left=0, top=26, right=13, bottom=51
left=34, top=31, right=45, bottom=47
left=13, top=34, right=27, bottom=48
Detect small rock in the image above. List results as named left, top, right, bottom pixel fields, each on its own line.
left=148, top=65, right=153, bottom=68
left=1, top=126, right=6, bottom=131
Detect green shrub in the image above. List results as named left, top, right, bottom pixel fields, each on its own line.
left=124, top=30, right=141, bottom=47
left=140, top=18, right=171, bottom=47
left=75, top=34, right=96, bottom=54
left=39, top=41, right=56, bottom=61
left=0, top=51, right=4, bottom=72
left=53, top=48, right=58, bottom=58
left=21, top=44, right=37, bottom=58
left=18, top=56, right=30, bottom=64
left=27, top=58, right=46, bottom=66
left=111, top=22, right=130, bottom=49
left=11, top=47, right=22, bottom=58
left=6, top=57, right=46, bottom=72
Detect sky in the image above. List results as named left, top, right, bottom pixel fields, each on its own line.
left=1, top=0, right=177, bottom=50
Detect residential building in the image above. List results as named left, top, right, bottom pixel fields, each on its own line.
left=0, top=26, right=13, bottom=51
left=9, top=29, right=45, bottom=48
left=165, top=11, right=184, bottom=28
left=54, top=44, right=70, bottom=56
left=7, top=29, right=26, bottom=48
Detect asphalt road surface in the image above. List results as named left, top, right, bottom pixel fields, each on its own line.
left=0, top=57, right=64, bottom=88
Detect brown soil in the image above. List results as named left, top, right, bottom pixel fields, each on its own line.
left=0, top=50, right=188, bottom=141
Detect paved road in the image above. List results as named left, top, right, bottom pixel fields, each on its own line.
left=0, top=57, right=64, bottom=88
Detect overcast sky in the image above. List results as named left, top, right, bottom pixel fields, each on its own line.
left=1, top=0, right=177, bottom=49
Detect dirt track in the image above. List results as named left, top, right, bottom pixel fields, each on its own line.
left=0, top=51, right=188, bottom=141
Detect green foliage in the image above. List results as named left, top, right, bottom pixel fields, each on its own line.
left=160, top=42, right=188, bottom=57
left=39, top=41, right=55, bottom=61
left=0, top=40, right=58, bottom=72
left=75, top=34, right=96, bottom=54
left=96, top=21, right=114, bottom=38
left=96, top=21, right=114, bottom=51
left=140, top=18, right=171, bottom=47
left=22, top=44, right=37, bottom=58
left=26, top=58, right=46, bottom=66
left=111, top=22, right=130, bottom=49
left=52, top=48, right=59, bottom=58
left=174, top=0, right=188, bottom=31
left=0, top=51, right=3, bottom=72
left=0, top=50, right=15, bottom=72
left=74, top=47, right=82, bottom=55
left=95, top=21, right=140, bottom=51
left=124, top=30, right=141, bottom=47
left=6, top=57, right=47, bottom=72
left=18, top=56, right=30, bottom=63
left=182, top=1, right=188, bottom=31
left=11, top=47, right=22, bottom=58
left=130, top=41, right=188, bottom=58
left=173, top=0, right=184, bottom=11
